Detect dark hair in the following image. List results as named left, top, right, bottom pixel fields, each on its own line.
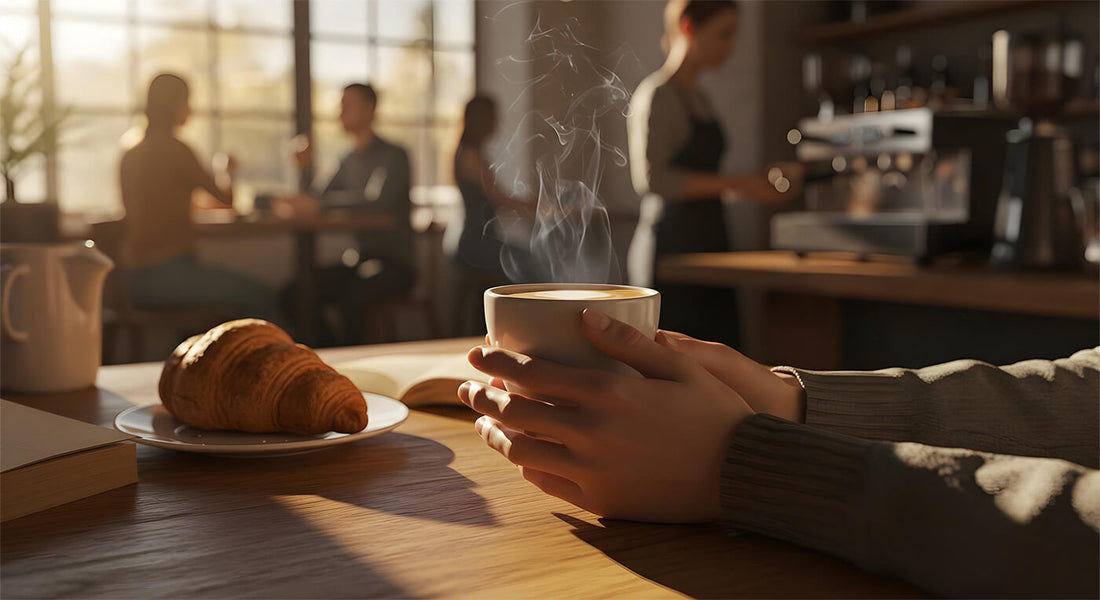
left=460, top=95, right=497, bottom=148
left=343, top=83, right=378, bottom=106
left=681, top=0, right=739, bottom=26
left=663, top=0, right=739, bottom=52
left=145, top=72, right=189, bottom=129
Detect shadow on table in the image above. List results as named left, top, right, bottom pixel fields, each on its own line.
left=554, top=513, right=924, bottom=599
left=137, top=431, right=498, bottom=527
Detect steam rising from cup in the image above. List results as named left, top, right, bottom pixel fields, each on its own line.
left=489, top=14, right=634, bottom=284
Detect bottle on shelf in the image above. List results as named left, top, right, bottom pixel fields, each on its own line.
left=850, top=54, right=872, bottom=113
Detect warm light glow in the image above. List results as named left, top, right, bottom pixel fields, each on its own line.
left=832, top=156, right=847, bottom=172
left=786, top=129, right=802, bottom=145
left=992, top=30, right=1010, bottom=107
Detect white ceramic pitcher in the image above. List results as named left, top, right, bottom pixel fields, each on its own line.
left=1, top=241, right=114, bottom=393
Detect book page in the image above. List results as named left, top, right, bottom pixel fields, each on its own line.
left=335, top=353, right=487, bottom=406
left=0, top=400, right=135, bottom=473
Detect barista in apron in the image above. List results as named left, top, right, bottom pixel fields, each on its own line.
left=628, top=0, right=798, bottom=346
left=653, top=89, right=737, bottom=343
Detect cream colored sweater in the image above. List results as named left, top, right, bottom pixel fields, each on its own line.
left=720, top=348, right=1099, bottom=598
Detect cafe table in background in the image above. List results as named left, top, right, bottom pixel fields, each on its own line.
left=194, top=210, right=396, bottom=346
left=0, top=336, right=925, bottom=598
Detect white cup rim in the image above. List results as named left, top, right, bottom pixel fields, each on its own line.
left=486, top=283, right=659, bottom=301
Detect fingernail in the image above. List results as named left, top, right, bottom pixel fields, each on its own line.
left=457, top=380, right=473, bottom=403
left=480, top=346, right=492, bottom=358
left=658, top=331, right=677, bottom=348
left=582, top=308, right=611, bottom=331
left=474, top=418, right=484, bottom=434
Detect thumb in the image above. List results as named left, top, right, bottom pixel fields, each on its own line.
left=581, top=309, right=698, bottom=381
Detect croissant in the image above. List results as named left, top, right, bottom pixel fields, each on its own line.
left=158, top=319, right=368, bottom=435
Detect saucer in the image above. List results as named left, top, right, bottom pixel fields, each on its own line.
left=114, top=392, right=408, bottom=457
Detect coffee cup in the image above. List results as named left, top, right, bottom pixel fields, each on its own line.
left=484, top=283, right=660, bottom=376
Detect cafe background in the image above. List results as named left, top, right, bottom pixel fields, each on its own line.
left=2, top=0, right=1097, bottom=370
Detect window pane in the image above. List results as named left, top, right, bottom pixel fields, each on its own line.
left=217, top=32, right=294, bottom=113
left=137, top=27, right=212, bottom=111
left=215, top=0, right=292, bottom=32
left=311, top=119, right=351, bottom=189
left=434, top=0, right=474, bottom=47
left=221, top=118, right=295, bottom=190
left=0, top=0, right=36, bottom=11
left=434, top=50, right=474, bottom=122
left=0, top=15, right=37, bottom=61
left=58, top=115, right=130, bottom=215
left=54, top=22, right=131, bottom=108
left=376, top=45, right=431, bottom=122
left=52, top=0, right=126, bottom=17
left=374, top=123, right=430, bottom=188
left=377, top=0, right=431, bottom=42
left=311, top=41, right=370, bottom=120
left=311, top=0, right=367, bottom=38
left=137, top=0, right=209, bottom=24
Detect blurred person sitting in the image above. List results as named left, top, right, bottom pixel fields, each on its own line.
left=119, top=72, right=279, bottom=323
left=284, top=83, right=415, bottom=346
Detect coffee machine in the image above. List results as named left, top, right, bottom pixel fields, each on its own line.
left=773, top=108, right=1014, bottom=263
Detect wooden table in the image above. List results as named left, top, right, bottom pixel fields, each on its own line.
left=196, top=212, right=396, bottom=345
left=658, top=251, right=1100, bottom=369
left=2, top=338, right=922, bottom=599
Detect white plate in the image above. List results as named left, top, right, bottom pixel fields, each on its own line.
left=114, top=392, right=408, bottom=457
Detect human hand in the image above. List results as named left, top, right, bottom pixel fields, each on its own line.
left=460, top=309, right=754, bottom=523
left=273, top=193, right=320, bottom=220
left=292, top=134, right=312, bottom=170
left=655, top=330, right=806, bottom=423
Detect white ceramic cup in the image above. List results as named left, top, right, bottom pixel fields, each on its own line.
left=484, top=283, right=660, bottom=376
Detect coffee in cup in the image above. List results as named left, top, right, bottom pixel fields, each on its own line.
left=484, top=283, right=660, bottom=376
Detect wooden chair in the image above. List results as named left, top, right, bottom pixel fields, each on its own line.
left=364, top=223, right=445, bottom=343
left=91, top=219, right=234, bottom=363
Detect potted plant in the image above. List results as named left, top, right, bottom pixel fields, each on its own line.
left=1, top=42, right=67, bottom=242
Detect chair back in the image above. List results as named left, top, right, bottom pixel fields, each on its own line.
left=89, top=219, right=133, bottom=313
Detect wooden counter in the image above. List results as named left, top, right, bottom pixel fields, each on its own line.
left=658, top=252, right=1099, bottom=320
left=657, top=252, right=1099, bottom=369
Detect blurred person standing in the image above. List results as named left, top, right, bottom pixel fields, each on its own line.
left=120, top=73, right=279, bottom=322
left=627, top=0, right=798, bottom=346
left=452, top=95, right=530, bottom=274
left=286, top=83, right=415, bottom=346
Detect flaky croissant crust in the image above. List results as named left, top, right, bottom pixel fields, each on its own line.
left=158, top=319, right=369, bottom=434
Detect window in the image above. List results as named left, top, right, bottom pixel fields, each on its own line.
left=309, top=0, right=475, bottom=213
left=0, top=0, right=475, bottom=216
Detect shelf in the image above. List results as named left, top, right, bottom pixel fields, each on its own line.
left=801, top=0, right=1046, bottom=43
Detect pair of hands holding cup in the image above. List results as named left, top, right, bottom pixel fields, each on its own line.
left=458, top=309, right=806, bottom=523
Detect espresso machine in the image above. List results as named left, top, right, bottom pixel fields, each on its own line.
left=773, top=108, right=1014, bottom=263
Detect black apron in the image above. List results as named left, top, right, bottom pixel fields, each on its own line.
left=651, top=107, right=740, bottom=346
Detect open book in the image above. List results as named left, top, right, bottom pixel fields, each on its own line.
left=334, top=353, right=487, bottom=407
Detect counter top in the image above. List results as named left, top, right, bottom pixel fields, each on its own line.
left=657, top=252, right=1099, bottom=320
